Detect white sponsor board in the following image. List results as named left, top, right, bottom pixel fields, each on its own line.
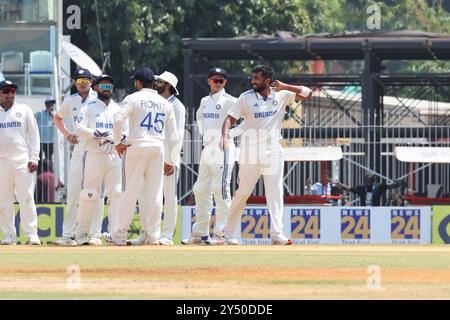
left=181, top=206, right=432, bottom=244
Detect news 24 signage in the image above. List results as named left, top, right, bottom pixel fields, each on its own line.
left=181, top=206, right=432, bottom=244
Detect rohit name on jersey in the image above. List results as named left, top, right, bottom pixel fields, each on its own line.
left=254, top=110, right=277, bottom=118
left=0, top=121, right=22, bottom=129
left=140, top=100, right=166, bottom=111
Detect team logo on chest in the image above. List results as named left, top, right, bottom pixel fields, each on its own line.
left=273, top=100, right=278, bottom=106
left=16, top=112, right=22, bottom=118
left=253, top=103, right=259, bottom=108
left=215, top=104, right=222, bottom=110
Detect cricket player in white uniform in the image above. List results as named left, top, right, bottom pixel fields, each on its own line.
left=109, top=67, right=178, bottom=246
left=53, top=69, right=104, bottom=246
left=182, top=67, right=238, bottom=245
left=0, top=80, right=41, bottom=245
left=129, top=71, right=186, bottom=246
left=220, top=65, right=313, bottom=245
left=75, top=75, right=123, bottom=245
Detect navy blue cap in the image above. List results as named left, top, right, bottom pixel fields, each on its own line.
left=93, top=74, right=115, bottom=86
left=73, top=69, right=93, bottom=80
left=130, top=67, right=155, bottom=83
left=44, top=96, right=56, bottom=103
left=0, top=80, right=18, bottom=90
left=208, top=66, right=227, bottom=78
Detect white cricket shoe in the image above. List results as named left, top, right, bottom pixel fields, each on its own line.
left=102, top=232, right=127, bottom=246
left=77, top=234, right=89, bottom=246
left=225, top=236, right=239, bottom=245
left=54, top=236, right=77, bottom=246
left=27, top=235, right=42, bottom=245
left=205, top=234, right=226, bottom=245
left=181, top=235, right=211, bottom=245
left=127, top=232, right=147, bottom=246
left=158, top=238, right=174, bottom=246
left=145, top=238, right=161, bottom=245
left=271, top=234, right=293, bottom=245
left=88, top=235, right=103, bottom=246
left=1, top=234, right=16, bottom=245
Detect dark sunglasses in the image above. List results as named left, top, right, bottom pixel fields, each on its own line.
left=211, top=79, right=225, bottom=84
left=1, top=88, right=16, bottom=94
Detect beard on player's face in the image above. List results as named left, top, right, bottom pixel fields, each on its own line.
left=98, top=90, right=111, bottom=99
left=156, top=84, right=166, bottom=95
left=252, top=80, right=267, bottom=93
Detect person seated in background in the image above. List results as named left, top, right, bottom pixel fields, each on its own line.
left=35, top=159, right=63, bottom=203
left=304, top=177, right=336, bottom=196
left=390, top=193, right=408, bottom=206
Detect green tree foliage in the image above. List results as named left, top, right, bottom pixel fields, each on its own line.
left=70, top=0, right=450, bottom=89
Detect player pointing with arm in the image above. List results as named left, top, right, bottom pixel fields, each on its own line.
left=109, top=67, right=178, bottom=245
left=220, top=65, right=312, bottom=245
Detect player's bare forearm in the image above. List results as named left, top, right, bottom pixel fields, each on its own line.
left=220, top=115, right=236, bottom=151
left=272, top=80, right=313, bottom=101
left=53, top=115, right=70, bottom=138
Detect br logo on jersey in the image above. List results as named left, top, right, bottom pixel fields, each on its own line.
left=272, top=100, right=278, bottom=106
left=16, top=112, right=22, bottom=118
left=291, top=209, right=320, bottom=241
left=341, top=209, right=370, bottom=240
left=253, top=103, right=259, bottom=108
left=391, top=209, right=420, bottom=240
left=215, top=104, right=222, bottom=110
left=241, top=208, right=270, bottom=240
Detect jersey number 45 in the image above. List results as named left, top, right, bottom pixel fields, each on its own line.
left=140, top=112, right=165, bottom=133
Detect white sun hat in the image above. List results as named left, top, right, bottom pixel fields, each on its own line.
left=155, top=71, right=179, bottom=95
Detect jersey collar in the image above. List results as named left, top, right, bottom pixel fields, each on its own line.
left=254, top=88, right=275, bottom=101
left=141, top=88, right=158, bottom=94
left=210, top=88, right=225, bottom=101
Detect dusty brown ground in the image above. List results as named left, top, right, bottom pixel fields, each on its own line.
left=0, top=245, right=449, bottom=299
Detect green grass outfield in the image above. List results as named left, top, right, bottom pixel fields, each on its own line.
left=0, top=245, right=449, bottom=299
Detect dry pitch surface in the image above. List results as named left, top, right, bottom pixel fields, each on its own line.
left=0, top=245, right=449, bottom=299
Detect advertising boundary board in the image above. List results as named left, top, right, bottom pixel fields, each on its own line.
left=181, top=206, right=432, bottom=244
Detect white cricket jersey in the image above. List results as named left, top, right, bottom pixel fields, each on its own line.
left=167, top=95, right=186, bottom=167
left=196, top=88, right=237, bottom=146
left=228, top=88, right=296, bottom=144
left=0, top=102, right=40, bottom=163
left=57, top=89, right=97, bottom=154
left=75, top=98, right=121, bottom=153
left=113, top=88, right=178, bottom=165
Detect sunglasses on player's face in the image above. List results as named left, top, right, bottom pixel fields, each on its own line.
left=1, top=88, right=16, bottom=95
left=210, top=78, right=225, bottom=84
left=75, top=78, right=92, bottom=85
left=96, top=83, right=114, bottom=91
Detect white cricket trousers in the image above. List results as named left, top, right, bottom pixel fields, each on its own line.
left=223, top=142, right=285, bottom=239
left=64, top=152, right=104, bottom=238
left=0, top=158, right=38, bottom=237
left=77, top=152, right=121, bottom=239
left=138, top=167, right=179, bottom=241
left=192, top=144, right=235, bottom=237
left=112, top=144, right=164, bottom=242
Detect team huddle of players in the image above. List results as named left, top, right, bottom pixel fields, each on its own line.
left=0, top=65, right=312, bottom=246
